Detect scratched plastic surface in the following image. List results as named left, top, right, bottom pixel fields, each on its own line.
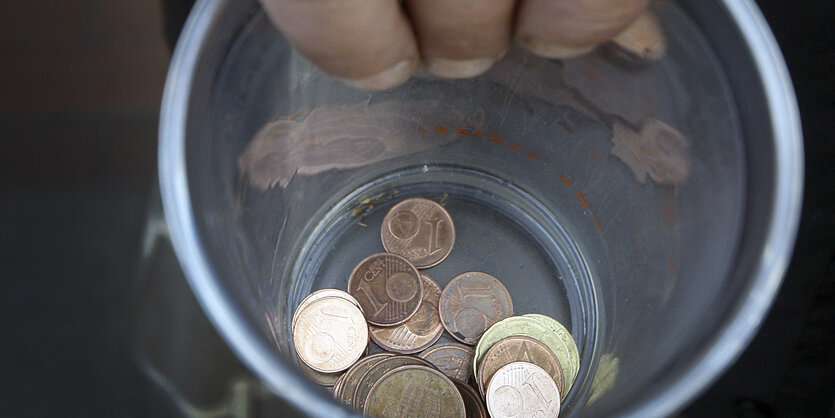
left=192, top=1, right=748, bottom=415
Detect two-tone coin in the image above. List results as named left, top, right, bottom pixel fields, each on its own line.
left=474, top=316, right=574, bottom=392
left=523, top=314, right=579, bottom=392
left=454, top=379, right=488, bottom=418
left=439, top=271, right=513, bottom=345
left=347, top=253, right=423, bottom=326
left=334, top=353, right=393, bottom=409
left=364, top=365, right=466, bottom=418
left=485, top=362, right=560, bottom=418
left=292, top=288, right=361, bottom=331
left=381, top=197, right=455, bottom=269
left=418, top=342, right=475, bottom=383
left=352, top=355, right=434, bottom=412
left=369, top=273, right=444, bottom=354
left=293, top=296, right=368, bottom=373
left=476, top=335, right=565, bottom=398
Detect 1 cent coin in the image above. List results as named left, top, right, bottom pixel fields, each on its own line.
left=477, top=335, right=565, bottom=398
left=439, top=271, right=513, bottom=345
left=418, top=342, right=475, bottom=383
left=347, top=253, right=423, bottom=326
left=486, top=362, right=561, bottom=418
left=454, top=380, right=488, bottom=418
left=352, top=355, right=434, bottom=412
left=381, top=198, right=455, bottom=269
left=292, top=288, right=361, bottom=331
left=293, top=296, right=368, bottom=373
left=369, top=273, right=444, bottom=354
left=364, top=365, right=466, bottom=418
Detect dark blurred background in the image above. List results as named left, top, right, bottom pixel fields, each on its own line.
left=0, top=0, right=831, bottom=417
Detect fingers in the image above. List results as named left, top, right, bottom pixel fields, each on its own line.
left=259, top=0, right=419, bottom=90
left=515, top=0, right=649, bottom=58
left=404, top=0, right=517, bottom=78
left=610, top=11, right=666, bottom=61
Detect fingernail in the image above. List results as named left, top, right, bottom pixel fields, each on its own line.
left=339, top=58, right=417, bottom=91
left=423, top=56, right=496, bottom=79
left=517, top=35, right=595, bottom=59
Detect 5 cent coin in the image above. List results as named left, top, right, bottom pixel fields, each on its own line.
left=381, top=198, right=455, bottom=269
left=439, top=272, right=513, bottom=345
left=292, top=288, right=361, bottom=331
left=369, top=273, right=444, bottom=354
left=348, top=253, right=423, bottom=326
left=293, top=296, right=368, bottom=373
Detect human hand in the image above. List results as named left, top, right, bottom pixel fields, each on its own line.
left=259, top=0, right=650, bottom=90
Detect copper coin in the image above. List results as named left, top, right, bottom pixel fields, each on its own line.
left=293, top=296, right=368, bottom=373
left=297, top=353, right=343, bottom=387
left=477, top=335, right=565, bottom=398
left=347, top=253, right=423, bottom=326
left=369, top=273, right=444, bottom=354
left=331, top=372, right=346, bottom=397
left=454, top=380, right=488, bottom=418
left=439, top=272, right=513, bottom=345
left=352, top=355, right=434, bottom=412
left=486, top=362, right=561, bottom=418
left=381, top=197, right=455, bottom=269
left=418, top=342, right=475, bottom=383
left=292, top=288, right=361, bottom=331
left=334, top=353, right=393, bottom=409
left=364, top=365, right=466, bottom=418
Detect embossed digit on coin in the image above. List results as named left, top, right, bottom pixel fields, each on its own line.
left=292, top=288, right=361, bottom=331
left=364, top=365, right=466, bottom=418
left=381, top=198, right=455, bottom=269
left=477, top=335, right=565, bottom=398
left=439, top=271, right=513, bottom=345
left=369, top=273, right=444, bottom=354
left=293, top=296, right=368, bottom=373
left=486, top=362, right=561, bottom=418
left=418, top=342, right=475, bottom=382
left=347, top=253, right=422, bottom=326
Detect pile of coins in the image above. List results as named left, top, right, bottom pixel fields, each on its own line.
left=291, top=197, right=580, bottom=417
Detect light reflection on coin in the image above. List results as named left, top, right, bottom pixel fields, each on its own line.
left=369, top=273, right=444, bottom=354
left=486, top=362, right=561, bottom=418
left=297, top=354, right=343, bottom=387
left=293, top=296, right=368, bottom=373
left=474, top=316, right=574, bottom=392
left=477, top=335, right=565, bottom=398
left=523, top=313, right=579, bottom=392
left=352, top=355, right=434, bottom=412
left=292, top=288, right=361, bottom=331
left=347, top=253, right=423, bottom=326
left=364, top=365, right=466, bottom=418
left=381, top=198, right=455, bottom=269
left=439, top=272, right=513, bottom=345
left=418, top=342, right=475, bottom=382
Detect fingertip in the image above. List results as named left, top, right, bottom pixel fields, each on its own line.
left=338, top=57, right=418, bottom=91
left=516, top=35, right=596, bottom=59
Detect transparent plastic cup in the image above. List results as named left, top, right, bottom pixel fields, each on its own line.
left=159, top=0, right=802, bottom=416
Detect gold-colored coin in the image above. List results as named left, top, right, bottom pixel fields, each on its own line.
left=352, top=355, right=434, bottom=412
left=485, top=362, right=560, bottom=418
left=454, top=379, right=488, bottom=418
left=293, top=296, right=368, bottom=373
left=364, top=365, right=466, bottom=418
left=334, top=353, right=393, bottom=409
left=332, top=372, right=346, bottom=397
left=347, top=253, right=423, bottom=326
left=297, top=353, right=343, bottom=387
left=418, top=342, right=475, bottom=382
left=381, top=197, right=456, bottom=269
left=439, top=271, right=513, bottom=345
left=523, top=313, right=579, bottom=391
left=476, top=335, right=565, bottom=399
left=369, top=273, right=444, bottom=354
left=474, top=316, right=575, bottom=391
left=292, top=288, right=361, bottom=331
